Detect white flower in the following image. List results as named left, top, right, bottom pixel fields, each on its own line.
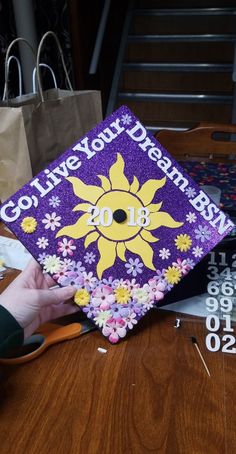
left=82, top=271, right=98, bottom=289
left=112, top=278, right=126, bottom=289
left=192, top=246, right=203, bottom=258
left=42, top=212, right=61, bottom=231
left=159, top=248, right=171, bottom=260
left=142, top=299, right=155, bottom=310
left=37, top=252, right=49, bottom=265
left=185, top=258, right=195, bottom=269
left=194, top=225, right=211, bottom=243
left=62, top=258, right=74, bottom=267
left=125, top=258, right=143, bottom=277
left=186, top=212, right=197, bottom=223
left=36, top=236, right=49, bottom=249
left=185, top=187, right=196, bottom=198
left=94, top=310, right=112, bottom=328
left=132, top=287, right=149, bottom=304
left=84, top=252, right=96, bottom=264
left=121, top=114, right=132, bottom=125
left=124, top=312, right=138, bottom=329
left=49, top=196, right=61, bottom=208
left=43, top=254, right=62, bottom=273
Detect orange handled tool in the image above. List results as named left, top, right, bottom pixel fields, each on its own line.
left=0, top=319, right=96, bottom=365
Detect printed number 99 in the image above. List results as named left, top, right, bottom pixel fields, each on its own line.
left=206, top=296, right=233, bottom=313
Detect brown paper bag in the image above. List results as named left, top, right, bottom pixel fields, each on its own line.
left=0, top=31, right=103, bottom=202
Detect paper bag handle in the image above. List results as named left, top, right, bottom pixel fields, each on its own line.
left=32, top=63, right=58, bottom=93
left=3, top=37, right=36, bottom=102
left=36, top=31, right=73, bottom=102
left=2, top=56, right=23, bottom=100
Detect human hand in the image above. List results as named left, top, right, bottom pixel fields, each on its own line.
left=0, top=259, right=78, bottom=338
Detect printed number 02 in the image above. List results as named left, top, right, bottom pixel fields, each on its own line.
left=206, top=333, right=236, bottom=353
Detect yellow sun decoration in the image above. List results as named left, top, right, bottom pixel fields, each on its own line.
left=56, top=153, right=183, bottom=279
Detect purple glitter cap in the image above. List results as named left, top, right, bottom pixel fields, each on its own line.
left=0, top=106, right=234, bottom=343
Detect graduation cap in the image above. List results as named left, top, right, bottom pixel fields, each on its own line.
left=0, top=106, right=234, bottom=343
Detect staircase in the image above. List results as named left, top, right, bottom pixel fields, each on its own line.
left=106, top=1, right=236, bottom=133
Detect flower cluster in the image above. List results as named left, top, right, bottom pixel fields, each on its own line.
left=37, top=253, right=193, bottom=343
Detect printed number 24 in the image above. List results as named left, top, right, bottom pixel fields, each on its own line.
left=87, top=206, right=150, bottom=227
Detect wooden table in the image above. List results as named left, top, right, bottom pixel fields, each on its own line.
left=0, top=225, right=236, bottom=454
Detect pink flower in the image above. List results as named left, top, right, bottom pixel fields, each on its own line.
left=91, top=285, right=115, bottom=309
left=172, top=258, right=191, bottom=276
left=102, top=317, right=127, bottom=343
left=53, top=267, right=69, bottom=281
left=57, top=238, right=76, bottom=257
left=124, top=278, right=140, bottom=291
left=143, top=278, right=165, bottom=301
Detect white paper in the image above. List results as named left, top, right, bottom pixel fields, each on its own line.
left=0, top=235, right=32, bottom=270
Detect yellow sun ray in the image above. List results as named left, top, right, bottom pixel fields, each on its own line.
left=140, top=230, right=159, bottom=243
left=146, top=202, right=163, bottom=213
left=145, top=211, right=183, bottom=231
left=97, top=175, right=111, bottom=192
left=56, top=213, right=94, bottom=239
left=97, top=237, right=117, bottom=278
left=130, top=176, right=139, bottom=194
left=84, top=231, right=99, bottom=248
left=73, top=202, right=92, bottom=212
left=109, top=153, right=129, bottom=191
left=117, top=242, right=126, bottom=261
left=136, top=177, right=166, bottom=206
left=67, top=177, right=104, bottom=204
left=125, top=235, right=155, bottom=270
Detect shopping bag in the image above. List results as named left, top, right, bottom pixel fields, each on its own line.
left=26, top=31, right=103, bottom=175
left=0, top=37, right=36, bottom=202
left=0, top=31, right=103, bottom=202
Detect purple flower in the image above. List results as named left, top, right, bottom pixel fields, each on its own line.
left=194, top=224, right=211, bottom=243
left=110, top=303, right=129, bottom=319
left=125, top=257, right=143, bottom=277
left=83, top=304, right=99, bottom=319
left=58, top=271, right=84, bottom=287
left=67, top=260, right=85, bottom=273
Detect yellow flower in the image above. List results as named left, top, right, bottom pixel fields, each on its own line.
left=21, top=217, right=37, bottom=233
left=74, top=289, right=90, bottom=306
left=114, top=287, right=131, bottom=304
left=164, top=266, right=181, bottom=285
left=175, top=233, right=192, bottom=252
left=56, top=153, right=183, bottom=278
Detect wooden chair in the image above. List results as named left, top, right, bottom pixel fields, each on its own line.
left=155, top=122, right=236, bottom=163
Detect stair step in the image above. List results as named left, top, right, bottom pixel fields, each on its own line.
left=128, top=34, right=236, bottom=43
left=118, top=92, right=233, bottom=103
left=126, top=41, right=234, bottom=63
left=123, top=62, right=233, bottom=72
left=132, top=14, right=236, bottom=35
left=121, top=71, right=233, bottom=92
left=133, top=8, right=236, bottom=16
left=115, top=99, right=232, bottom=123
